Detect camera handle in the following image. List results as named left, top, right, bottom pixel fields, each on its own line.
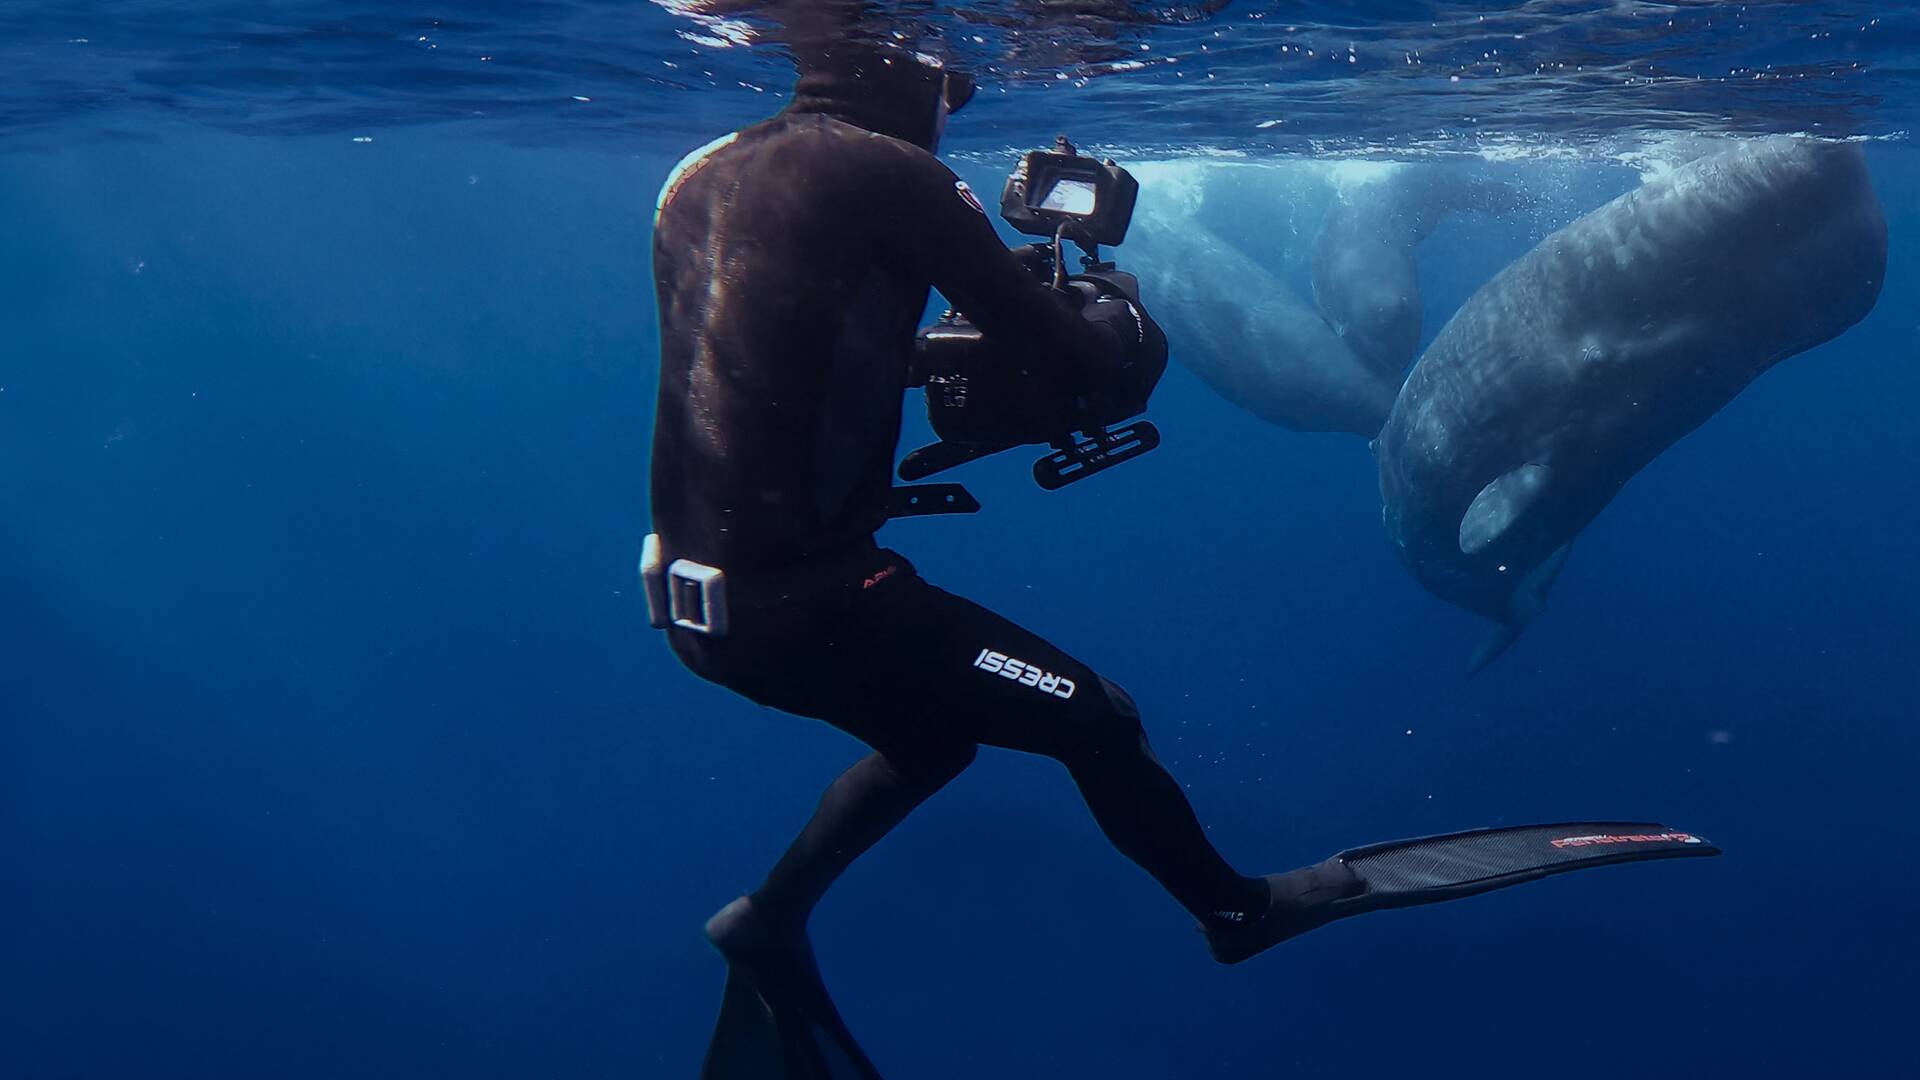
left=1048, top=225, right=1118, bottom=292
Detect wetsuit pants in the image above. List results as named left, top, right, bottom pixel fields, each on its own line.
left=670, top=549, right=1265, bottom=929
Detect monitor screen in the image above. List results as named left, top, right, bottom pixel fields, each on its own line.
left=1037, top=178, right=1098, bottom=217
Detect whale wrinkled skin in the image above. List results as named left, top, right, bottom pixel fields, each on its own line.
left=1312, top=167, right=1532, bottom=383
left=1129, top=212, right=1397, bottom=437
left=1374, top=138, right=1887, bottom=670
left=1126, top=163, right=1525, bottom=438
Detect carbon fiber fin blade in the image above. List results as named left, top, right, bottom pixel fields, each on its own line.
left=1208, top=821, right=1719, bottom=963
left=1336, top=821, right=1719, bottom=914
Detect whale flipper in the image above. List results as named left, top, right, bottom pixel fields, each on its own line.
left=1458, top=464, right=1553, bottom=555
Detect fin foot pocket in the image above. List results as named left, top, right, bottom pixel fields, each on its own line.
left=1205, top=857, right=1362, bottom=964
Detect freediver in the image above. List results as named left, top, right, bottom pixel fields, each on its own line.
left=644, top=17, right=1717, bottom=1079
left=647, top=28, right=1323, bottom=969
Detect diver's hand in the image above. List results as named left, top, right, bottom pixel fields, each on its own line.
left=1080, top=293, right=1144, bottom=346
left=1010, top=242, right=1057, bottom=282
left=1073, top=274, right=1168, bottom=424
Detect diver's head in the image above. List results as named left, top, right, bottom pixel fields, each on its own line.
left=930, top=66, right=976, bottom=147
left=785, top=33, right=974, bottom=150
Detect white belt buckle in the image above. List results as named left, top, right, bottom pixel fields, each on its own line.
left=639, top=534, right=729, bottom=637
left=666, top=558, right=729, bottom=637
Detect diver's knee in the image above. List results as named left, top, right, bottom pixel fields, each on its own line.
left=934, top=741, right=979, bottom=777
left=1098, top=676, right=1139, bottom=720
left=1067, top=677, right=1149, bottom=764
left=891, top=740, right=977, bottom=786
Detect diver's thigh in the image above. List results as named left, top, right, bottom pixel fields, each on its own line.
left=863, top=576, right=1125, bottom=759
left=674, top=582, right=977, bottom=767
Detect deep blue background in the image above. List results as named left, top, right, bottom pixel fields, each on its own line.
left=3, top=117, right=1917, bottom=1077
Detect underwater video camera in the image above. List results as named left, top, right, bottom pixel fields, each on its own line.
left=900, top=136, right=1163, bottom=496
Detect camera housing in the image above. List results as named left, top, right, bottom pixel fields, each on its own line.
left=999, top=136, right=1139, bottom=248
left=900, top=137, right=1159, bottom=496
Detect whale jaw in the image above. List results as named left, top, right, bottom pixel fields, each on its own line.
left=1467, top=623, right=1524, bottom=676
left=1465, top=541, right=1575, bottom=675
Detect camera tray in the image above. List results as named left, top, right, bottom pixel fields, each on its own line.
left=898, top=420, right=1159, bottom=496
left=1032, top=421, right=1161, bottom=491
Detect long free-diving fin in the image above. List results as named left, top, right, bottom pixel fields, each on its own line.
left=701, top=899, right=884, bottom=1080
left=1208, top=821, right=1719, bottom=964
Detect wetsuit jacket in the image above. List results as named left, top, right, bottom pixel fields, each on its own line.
left=649, top=75, right=1124, bottom=576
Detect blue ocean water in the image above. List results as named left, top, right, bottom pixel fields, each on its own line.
left=3, top=4, right=1916, bottom=1078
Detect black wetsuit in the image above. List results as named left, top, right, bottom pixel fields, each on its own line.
left=650, top=51, right=1267, bottom=932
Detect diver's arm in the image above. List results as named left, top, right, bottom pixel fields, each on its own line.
left=883, top=155, right=1126, bottom=377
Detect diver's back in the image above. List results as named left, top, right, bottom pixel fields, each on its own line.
left=649, top=113, right=929, bottom=574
